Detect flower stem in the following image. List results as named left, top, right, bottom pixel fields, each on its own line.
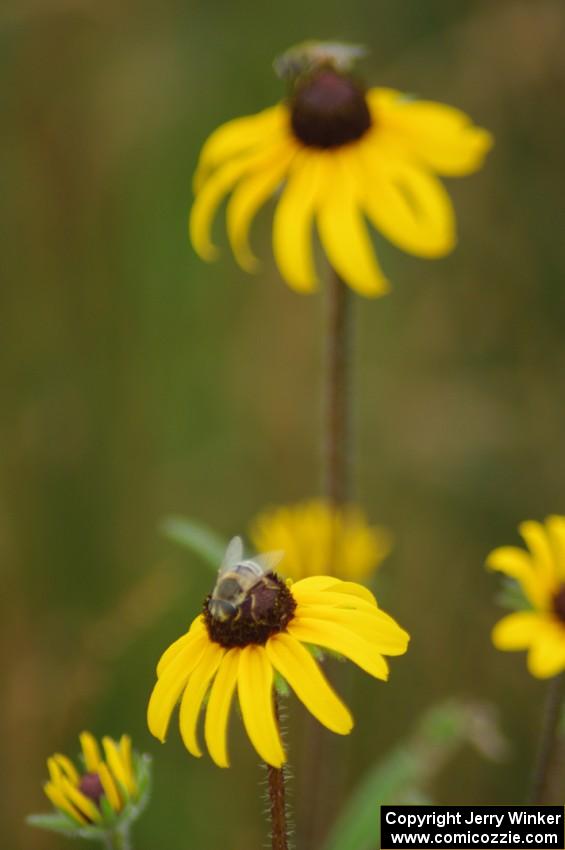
left=102, top=825, right=132, bottom=850
left=529, top=672, right=565, bottom=803
left=299, top=266, right=354, bottom=849
left=323, top=266, right=353, bottom=506
left=267, top=697, right=289, bottom=850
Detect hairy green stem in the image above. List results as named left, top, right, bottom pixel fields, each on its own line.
left=529, top=672, right=565, bottom=803
left=102, top=825, right=132, bottom=850
left=267, top=696, right=289, bottom=850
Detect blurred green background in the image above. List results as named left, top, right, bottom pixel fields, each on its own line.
left=2, top=0, right=565, bottom=847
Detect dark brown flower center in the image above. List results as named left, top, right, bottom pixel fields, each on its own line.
left=204, top=572, right=296, bottom=648
left=78, top=772, right=105, bottom=805
left=290, top=69, right=372, bottom=148
left=553, top=584, right=565, bottom=623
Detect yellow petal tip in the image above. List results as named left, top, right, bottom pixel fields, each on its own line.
left=474, top=128, right=495, bottom=158
left=194, top=244, right=220, bottom=263
left=284, top=274, right=319, bottom=295
left=359, top=279, right=391, bottom=299
left=485, top=549, right=502, bottom=570
left=236, top=254, right=261, bottom=274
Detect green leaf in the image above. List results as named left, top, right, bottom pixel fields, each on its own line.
left=27, top=812, right=105, bottom=841
left=496, top=577, right=531, bottom=612
left=322, top=699, right=507, bottom=850
left=322, top=748, right=417, bottom=850
left=134, top=752, right=153, bottom=797
left=27, top=813, right=79, bottom=835
left=160, top=515, right=227, bottom=570
left=99, top=795, right=117, bottom=825
left=274, top=671, right=290, bottom=697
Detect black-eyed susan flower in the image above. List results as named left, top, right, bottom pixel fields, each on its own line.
left=189, top=40, right=493, bottom=297
left=487, top=516, right=565, bottom=679
left=148, top=536, right=409, bottom=768
left=249, top=499, right=391, bottom=582
left=29, top=732, right=150, bottom=843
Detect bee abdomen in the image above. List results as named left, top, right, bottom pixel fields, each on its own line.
left=239, top=576, right=280, bottom=621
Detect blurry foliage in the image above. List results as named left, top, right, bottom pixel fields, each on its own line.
left=160, top=515, right=227, bottom=571
left=2, top=0, right=565, bottom=848
left=323, top=699, right=508, bottom=850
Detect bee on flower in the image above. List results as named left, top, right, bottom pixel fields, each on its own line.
left=487, top=516, right=565, bottom=678
left=189, top=40, right=493, bottom=297
left=28, top=732, right=150, bottom=845
left=148, top=536, right=409, bottom=768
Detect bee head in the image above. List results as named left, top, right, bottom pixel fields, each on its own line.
left=274, top=41, right=367, bottom=84
left=215, top=575, right=245, bottom=601
left=207, top=597, right=237, bottom=622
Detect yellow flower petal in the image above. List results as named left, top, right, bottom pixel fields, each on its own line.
left=47, top=757, right=64, bottom=789
left=491, top=611, right=544, bottom=650
left=227, top=143, right=296, bottom=272
left=98, top=761, right=122, bottom=812
left=119, top=735, right=137, bottom=796
left=316, top=150, right=390, bottom=297
left=44, top=781, right=86, bottom=825
left=79, top=731, right=101, bottom=772
left=546, top=515, right=565, bottom=580
left=238, top=645, right=285, bottom=767
left=486, top=546, right=548, bottom=610
left=288, top=617, right=389, bottom=680
left=147, top=631, right=208, bottom=741
left=362, top=149, right=456, bottom=257
left=527, top=620, right=565, bottom=679
left=60, top=776, right=102, bottom=823
left=156, top=618, right=205, bottom=677
left=190, top=154, right=262, bottom=262
left=291, top=576, right=341, bottom=596
left=300, top=605, right=409, bottom=656
left=369, top=88, right=493, bottom=176
left=251, top=507, right=310, bottom=578
left=272, top=150, right=324, bottom=293
left=204, top=648, right=240, bottom=768
left=194, top=105, right=287, bottom=190
left=53, top=754, right=79, bottom=785
left=179, top=642, right=225, bottom=758
left=295, top=589, right=379, bottom=615
left=520, top=520, right=559, bottom=592
left=331, top=580, right=378, bottom=605
left=102, top=737, right=135, bottom=797
left=267, top=633, right=353, bottom=734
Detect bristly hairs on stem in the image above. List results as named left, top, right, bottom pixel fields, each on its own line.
left=263, top=695, right=292, bottom=850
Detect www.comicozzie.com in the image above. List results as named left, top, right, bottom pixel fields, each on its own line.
left=380, top=806, right=565, bottom=848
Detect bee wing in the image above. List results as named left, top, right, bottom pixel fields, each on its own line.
left=218, top=536, right=244, bottom=574
left=253, top=549, right=285, bottom=574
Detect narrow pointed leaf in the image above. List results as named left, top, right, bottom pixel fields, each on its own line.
left=160, top=516, right=227, bottom=570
